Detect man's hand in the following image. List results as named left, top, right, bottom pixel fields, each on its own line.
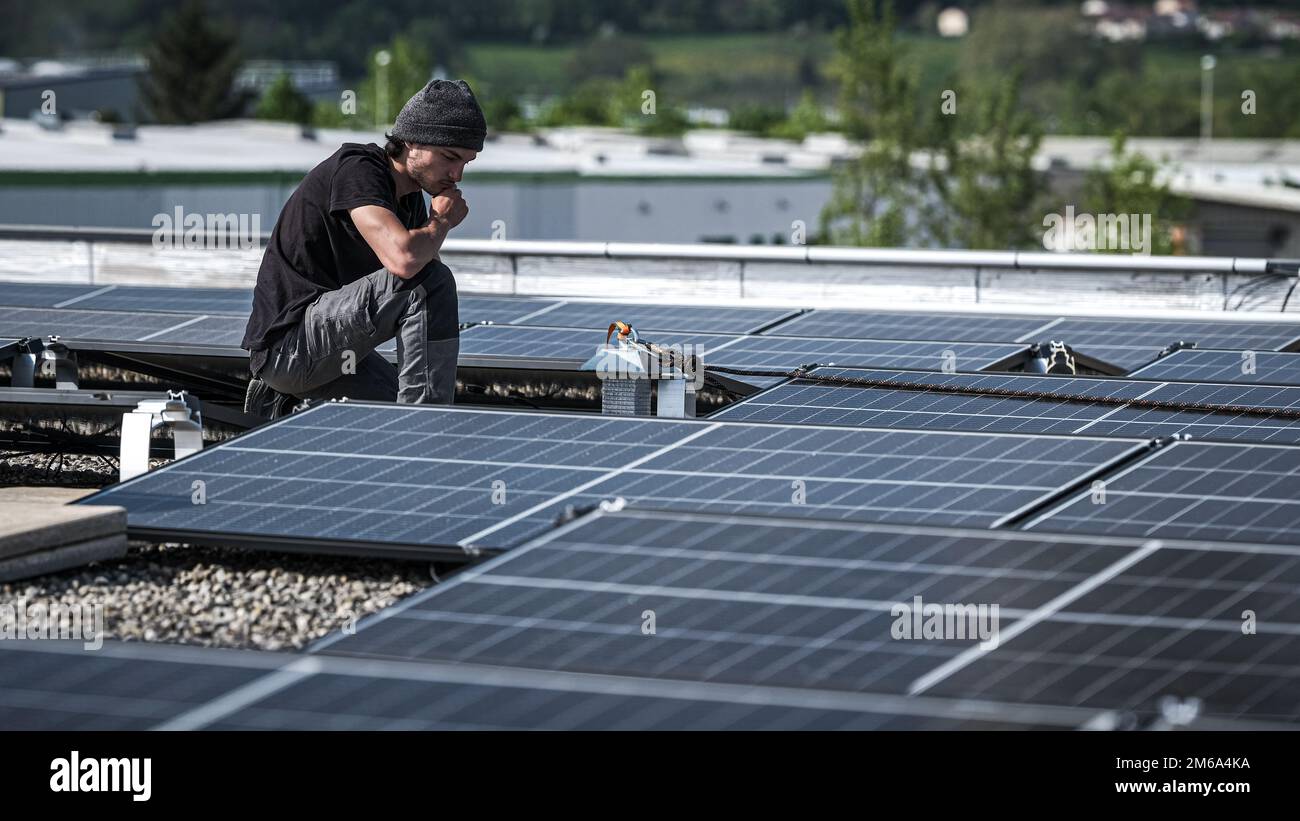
left=430, top=186, right=469, bottom=230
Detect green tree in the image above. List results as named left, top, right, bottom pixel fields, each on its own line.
left=256, top=73, right=313, bottom=125
left=728, top=104, right=787, bottom=135
left=536, top=77, right=622, bottom=127
left=1080, top=133, right=1190, bottom=255
left=768, top=90, right=832, bottom=141
left=139, top=0, right=249, bottom=123
left=481, top=96, right=528, bottom=133
left=621, top=65, right=689, bottom=136
left=929, top=73, right=1045, bottom=250
left=361, top=34, right=435, bottom=129
left=820, top=0, right=928, bottom=247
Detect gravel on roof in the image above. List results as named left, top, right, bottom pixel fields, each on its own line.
left=0, top=450, right=434, bottom=651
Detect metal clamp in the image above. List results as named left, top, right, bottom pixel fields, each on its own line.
left=119, top=390, right=204, bottom=482
left=10, top=336, right=79, bottom=389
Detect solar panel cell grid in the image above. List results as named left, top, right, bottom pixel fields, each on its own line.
left=766, top=309, right=1053, bottom=342
left=320, top=509, right=1300, bottom=723
left=522, top=301, right=799, bottom=335
left=714, top=367, right=1300, bottom=444
left=1130, top=348, right=1300, bottom=386
left=79, top=403, right=1145, bottom=555
left=1024, top=440, right=1300, bottom=545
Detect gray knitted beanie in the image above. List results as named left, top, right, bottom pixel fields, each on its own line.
left=390, top=79, right=487, bottom=151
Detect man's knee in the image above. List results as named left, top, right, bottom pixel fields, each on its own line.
left=409, top=262, right=459, bottom=339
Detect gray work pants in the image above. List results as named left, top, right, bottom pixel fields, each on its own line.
left=254, top=259, right=459, bottom=404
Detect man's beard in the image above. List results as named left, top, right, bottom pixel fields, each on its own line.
left=412, top=168, right=447, bottom=196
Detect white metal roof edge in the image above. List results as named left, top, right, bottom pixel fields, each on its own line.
left=0, top=224, right=1290, bottom=274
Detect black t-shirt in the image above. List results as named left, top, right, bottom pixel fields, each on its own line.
left=241, top=142, right=428, bottom=355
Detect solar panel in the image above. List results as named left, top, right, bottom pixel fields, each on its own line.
left=0, top=282, right=567, bottom=322
left=1047, top=318, right=1300, bottom=372
left=457, top=324, right=1027, bottom=374
left=760, top=309, right=1300, bottom=373
left=78, top=285, right=254, bottom=316
left=702, top=335, right=1026, bottom=372
left=714, top=367, right=1300, bottom=444
left=1052, top=317, right=1300, bottom=352
left=1024, top=439, right=1300, bottom=546
left=0, top=282, right=101, bottom=308
left=317, top=508, right=1299, bottom=725
left=78, top=402, right=1143, bottom=556
left=0, top=306, right=214, bottom=343
left=0, top=642, right=270, bottom=730
left=457, top=295, right=563, bottom=325
left=0, top=639, right=1075, bottom=730
left=1130, top=348, right=1300, bottom=386
left=458, top=324, right=742, bottom=368
left=0, top=302, right=559, bottom=358
left=766, top=309, right=1055, bottom=342
left=518, top=301, right=801, bottom=335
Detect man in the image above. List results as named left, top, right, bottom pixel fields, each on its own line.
left=241, top=79, right=485, bottom=415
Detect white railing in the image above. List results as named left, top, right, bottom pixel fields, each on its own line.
left=1, top=224, right=1297, bottom=317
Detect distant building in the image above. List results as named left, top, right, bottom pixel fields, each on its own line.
left=0, top=120, right=843, bottom=244
left=0, top=64, right=145, bottom=121
left=235, top=61, right=341, bottom=104
left=1095, top=8, right=1148, bottom=42
left=936, top=8, right=969, bottom=38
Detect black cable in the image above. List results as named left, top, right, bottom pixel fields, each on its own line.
left=1281, top=279, right=1299, bottom=314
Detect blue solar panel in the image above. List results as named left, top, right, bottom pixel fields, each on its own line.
left=766, top=309, right=1054, bottom=342
left=0, top=282, right=102, bottom=308
left=79, top=285, right=254, bottom=315
left=1024, top=439, right=1300, bottom=545
left=78, top=402, right=1144, bottom=556
left=760, top=309, right=1300, bottom=373
left=1130, top=348, right=1300, bottom=386
left=0, top=306, right=213, bottom=343
left=318, top=508, right=1300, bottom=725
left=458, top=324, right=1027, bottom=374
left=459, top=324, right=741, bottom=366
left=517, top=301, right=800, bottom=334
left=714, top=367, right=1300, bottom=444
left=1048, top=318, right=1300, bottom=372
left=0, top=638, right=1073, bottom=730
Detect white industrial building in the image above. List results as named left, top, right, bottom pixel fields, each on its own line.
left=2, top=118, right=1300, bottom=255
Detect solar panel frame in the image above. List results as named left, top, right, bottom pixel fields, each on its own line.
left=1045, top=317, right=1300, bottom=372
left=456, top=324, right=1030, bottom=374
left=511, top=300, right=804, bottom=335
left=764, top=308, right=1057, bottom=343
left=76, top=402, right=1148, bottom=557
left=76, top=285, right=255, bottom=316
left=1022, top=439, right=1300, bottom=546
left=0, top=282, right=103, bottom=308
left=0, top=638, right=1093, bottom=730
left=1129, top=348, right=1300, bottom=387
left=0, top=306, right=215, bottom=343
left=712, top=366, right=1300, bottom=445
left=317, top=507, right=1300, bottom=725
left=0, top=642, right=273, bottom=730
left=457, top=324, right=746, bottom=370
left=0, top=282, right=567, bottom=323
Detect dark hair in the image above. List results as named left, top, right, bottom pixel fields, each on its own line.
left=383, top=133, right=406, bottom=159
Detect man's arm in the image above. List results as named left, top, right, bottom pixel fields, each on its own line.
left=350, top=188, right=469, bottom=279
